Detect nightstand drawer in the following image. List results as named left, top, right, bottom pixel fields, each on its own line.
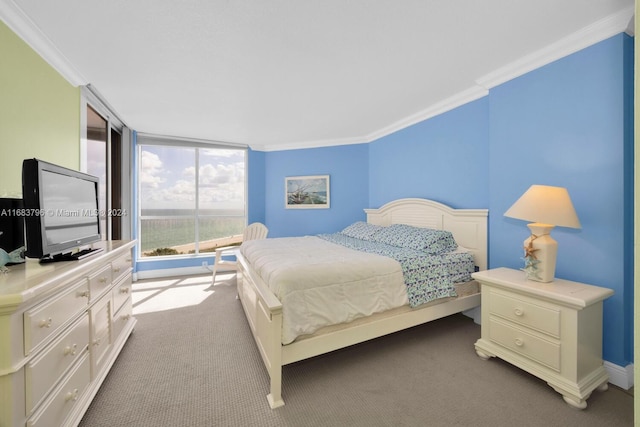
left=489, top=317, right=560, bottom=371
left=489, top=290, right=560, bottom=338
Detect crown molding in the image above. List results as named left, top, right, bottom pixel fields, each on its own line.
left=476, top=6, right=635, bottom=90
left=364, top=86, right=489, bottom=143
left=252, top=85, right=489, bottom=152
left=0, top=0, right=87, bottom=86
left=250, top=134, right=368, bottom=152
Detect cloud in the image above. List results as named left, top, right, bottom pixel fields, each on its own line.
left=139, top=150, right=165, bottom=189
left=139, top=148, right=245, bottom=210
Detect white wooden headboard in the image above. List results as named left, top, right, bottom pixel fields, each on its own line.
left=364, top=198, right=489, bottom=270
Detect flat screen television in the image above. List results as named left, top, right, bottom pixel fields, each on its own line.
left=22, top=158, right=103, bottom=262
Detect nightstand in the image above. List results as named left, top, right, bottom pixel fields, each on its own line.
left=472, top=267, right=614, bottom=409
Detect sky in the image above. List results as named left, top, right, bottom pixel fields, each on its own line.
left=138, top=145, right=245, bottom=211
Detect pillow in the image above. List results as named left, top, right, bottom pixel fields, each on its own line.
left=340, top=222, right=383, bottom=241
left=371, top=223, right=458, bottom=254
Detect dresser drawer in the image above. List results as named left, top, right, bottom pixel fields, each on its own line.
left=25, top=314, right=90, bottom=414
left=489, top=317, right=561, bottom=371
left=27, top=352, right=91, bottom=427
left=112, top=272, right=132, bottom=314
left=488, top=290, right=560, bottom=338
left=112, top=298, right=133, bottom=343
left=24, top=279, right=90, bottom=355
left=88, top=265, right=113, bottom=301
left=111, top=253, right=132, bottom=284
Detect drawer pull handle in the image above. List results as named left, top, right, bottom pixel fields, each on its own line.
left=119, top=287, right=130, bottom=294
left=65, top=388, right=79, bottom=402
left=113, top=267, right=121, bottom=273
left=39, top=318, right=53, bottom=328
left=121, top=314, right=132, bottom=321
left=77, top=290, right=90, bottom=298
left=514, top=338, right=524, bottom=347
left=93, top=338, right=101, bottom=347
left=99, top=277, right=107, bottom=284
left=514, top=308, right=524, bottom=316
left=63, top=344, right=78, bottom=356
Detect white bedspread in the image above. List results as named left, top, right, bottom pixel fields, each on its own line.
left=240, top=236, right=408, bottom=344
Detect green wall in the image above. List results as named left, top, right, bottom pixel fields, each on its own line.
left=0, top=21, right=80, bottom=197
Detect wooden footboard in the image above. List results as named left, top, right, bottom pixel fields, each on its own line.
left=236, top=250, right=481, bottom=409
left=236, top=253, right=285, bottom=408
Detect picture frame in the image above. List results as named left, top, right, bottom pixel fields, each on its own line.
left=285, top=175, right=330, bottom=209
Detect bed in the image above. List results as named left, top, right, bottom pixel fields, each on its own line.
left=235, top=198, right=488, bottom=408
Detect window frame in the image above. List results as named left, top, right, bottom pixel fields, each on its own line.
left=135, top=133, right=248, bottom=262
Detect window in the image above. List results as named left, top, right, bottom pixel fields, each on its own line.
left=81, top=86, right=130, bottom=241
left=137, top=138, right=247, bottom=258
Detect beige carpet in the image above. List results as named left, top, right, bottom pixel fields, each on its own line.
left=79, top=274, right=633, bottom=427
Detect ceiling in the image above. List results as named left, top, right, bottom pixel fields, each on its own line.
left=1, top=1, right=635, bottom=151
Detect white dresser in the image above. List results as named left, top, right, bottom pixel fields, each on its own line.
left=472, top=267, right=613, bottom=409
left=0, top=240, right=136, bottom=427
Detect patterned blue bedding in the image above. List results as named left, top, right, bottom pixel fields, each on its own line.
left=318, top=232, right=475, bottom=307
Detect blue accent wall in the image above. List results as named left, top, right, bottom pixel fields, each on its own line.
left=264, top=144, right=369, bottom=237
left=489, top=34, right=633, bottom=366
left=369, top=97, right=490, bottom=209
left=136, top=33, right=633, bottom=368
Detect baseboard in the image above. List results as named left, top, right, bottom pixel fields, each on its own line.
left=604, top=362, right=634, bottom=390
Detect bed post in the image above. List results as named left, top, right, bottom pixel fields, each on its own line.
left=267, top=308, right=284, bottom=408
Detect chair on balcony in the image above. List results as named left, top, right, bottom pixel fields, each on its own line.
left=212, top=222, right=268, bottom=282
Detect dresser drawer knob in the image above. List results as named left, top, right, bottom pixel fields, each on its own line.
left=63, top=344, right=78, bottom=356
left=65, top=388, right=79, bottom=402
left=39, top=318, right=53, bottom=328
left=99, top=277, right=108, bottom=284
left=77, top=290, right=90, bottom=298
left=514, top=338, right=524, bottom=347
left=113, top=266, right=121, bottom=273
left=93, top=338, right=101, bottom=347
left=514, top=308, right=524, bottom=316
left=121, top=314, right=132, bottom=321
left=119, top=287, right=130, bottom=294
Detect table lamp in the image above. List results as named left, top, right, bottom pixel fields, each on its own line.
left=504, top=185, right=581, bottom=282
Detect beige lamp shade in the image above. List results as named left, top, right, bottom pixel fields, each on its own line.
left=504, top=185, right=581, bottom=229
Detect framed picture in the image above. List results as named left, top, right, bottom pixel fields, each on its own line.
left=285, top=175, right=330, bottom=209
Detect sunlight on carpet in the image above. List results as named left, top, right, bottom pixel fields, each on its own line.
left=132, top=273, right=234, bottom=314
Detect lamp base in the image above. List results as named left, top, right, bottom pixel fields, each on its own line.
left=521, top=223, right=557, bottom=283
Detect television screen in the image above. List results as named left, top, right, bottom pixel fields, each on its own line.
left=40, top=169, right=100, bottom=246
left=22, top=158, right=102, bottom=261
